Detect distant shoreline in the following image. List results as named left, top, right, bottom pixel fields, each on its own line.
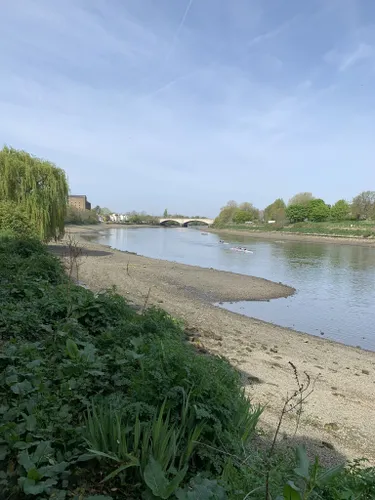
left=64, top=223, right=375, bottom=247
left=208, top=227, right=375, bottom=247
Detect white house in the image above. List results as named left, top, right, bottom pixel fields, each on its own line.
left=109, top=214, right=129, bottom=223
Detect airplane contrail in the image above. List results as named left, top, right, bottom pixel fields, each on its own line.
left=144, top=69, right=199, bottom=99
left=165, top=0, right=194, bottom=62
left=138, top=0, right=195, bottom=101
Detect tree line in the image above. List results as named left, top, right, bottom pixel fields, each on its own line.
left=215, top=191, right=375, bottom=226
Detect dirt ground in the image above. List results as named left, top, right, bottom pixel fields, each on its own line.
left=53, top=226, right=375, bottom=466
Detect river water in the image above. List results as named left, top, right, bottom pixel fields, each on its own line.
left=92, top=227, right=375, bottom=351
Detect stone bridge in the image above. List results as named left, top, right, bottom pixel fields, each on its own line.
left=159, top=218, right=214, bottom=227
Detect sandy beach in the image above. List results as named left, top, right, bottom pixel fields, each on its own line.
left=54, top=225, right=375, bottom=466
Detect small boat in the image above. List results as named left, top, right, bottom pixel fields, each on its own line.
left=201, top=232, right=208, bottom=235
left=230, top=247, right=253, bottom=254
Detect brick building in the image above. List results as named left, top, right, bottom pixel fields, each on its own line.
left=68, top=195, right=91, bottom=211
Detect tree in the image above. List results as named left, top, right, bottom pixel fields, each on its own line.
left=65, top=206, right=99, bottom=225
left=264, top=198, right=286, bottom=222
left=0, top=201, right=37, bottom=237
left=238, top=202, right=259, bottom=220
left=226, top=200, right=238, bottom=208
left=238, top=202, right=252, bottom=212
left=351, top=191, right=375, bottom=220
left=307, top=199, right=330, bottom=222
left=163, top=208, right=168, bottom=217
left=214, top=200, right=259, bottom=226
left=214, top=206, right=237, bottom=225
left=0, top=146, right=68, bottom=240
left=285, top=204, right=309, bottom=223
left=214, top=201, right=238, bottom=225
left=288, top=192, right=314, bottom=206
left=232, top=209, right=253, bottom=224
left=331, top=199, right=350, bottom=221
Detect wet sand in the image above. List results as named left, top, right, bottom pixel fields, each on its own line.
left=55, top=226, right=375, bottom=466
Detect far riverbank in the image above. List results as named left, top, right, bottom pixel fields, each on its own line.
left=56, top=225, right=375, bottom=466
left=209, top=227, right=375, bottom=247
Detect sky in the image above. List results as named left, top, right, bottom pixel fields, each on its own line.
left=1, top=0, right=375, bottom=217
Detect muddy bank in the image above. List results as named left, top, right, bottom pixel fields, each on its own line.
left=210, top=228, right=375, bottom=247
left=55, top=226, right=375, bottom=466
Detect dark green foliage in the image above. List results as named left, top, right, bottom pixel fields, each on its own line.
left=321, top=459, right=375, bottom=499
left=307, top=199, right=331, bottom=222
left=285, top=204, right=309, bottom=223
left=232, top=210, right=253, bottom=224
left=0, top=201, right=38, bottom=237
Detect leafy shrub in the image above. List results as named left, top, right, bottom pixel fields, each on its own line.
left=0, top=201, right=37, bottom=237
left=307, top=199, right=331, bottom=222
left=84, top=398, right=203, bottom=495
left=65, top=206, right=99, bottom=225
left=286, top=204, right=309, bottom=223
left=330, top=200, right=350, bottom=221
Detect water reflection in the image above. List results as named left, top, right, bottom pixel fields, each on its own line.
left=92, top=228, right=375, bottom=351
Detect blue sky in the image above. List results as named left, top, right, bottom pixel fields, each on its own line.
left=1, top=0, right=375, bottom=216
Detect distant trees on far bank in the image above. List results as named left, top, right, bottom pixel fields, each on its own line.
left=65, top=206, right=100, bottom=225
left=214, top=201, right=260, bottom=226
left=214, top=191, right=375, bottom=226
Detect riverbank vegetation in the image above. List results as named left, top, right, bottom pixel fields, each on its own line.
left=65, top=206, right=101, bottom=225
left=214, top=192, right=375, bottom=238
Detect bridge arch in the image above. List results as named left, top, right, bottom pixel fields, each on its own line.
left=159, top=218, right=214, bottom=227
left=159, top=219, right=181, bottom=226
left=181, top=219, right=211, bottom=227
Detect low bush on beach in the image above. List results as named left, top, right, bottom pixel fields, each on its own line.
left=1, top=234, right=374, bottom=499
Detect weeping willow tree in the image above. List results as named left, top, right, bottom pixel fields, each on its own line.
left=0, top=146, right=69, bottom=240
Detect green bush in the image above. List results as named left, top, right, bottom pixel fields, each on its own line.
left=65, top=206, right=99, bottom=225
left=330, top=200, right=350, bottom=221
left=307, top=199, right=331, bottom=222
left=286, top=204, right=309, bottom=223
left=0, top=201, right=37, bottom=237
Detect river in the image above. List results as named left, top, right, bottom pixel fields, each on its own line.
left=92, top=227, right=375, bottom=351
